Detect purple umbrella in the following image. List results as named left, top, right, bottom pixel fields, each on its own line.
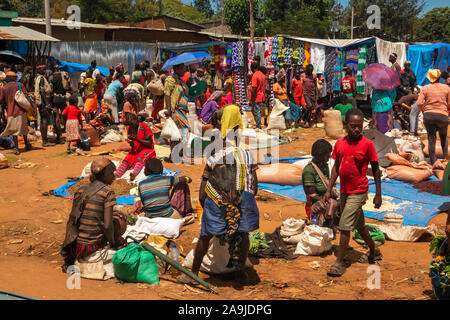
left=362, top=63, right=401, bottom=91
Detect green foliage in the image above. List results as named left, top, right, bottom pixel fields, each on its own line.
left=193, top=0, right=214, bottom=19
left=418, top=7, right=450, bottom=43
left=160, top=0, right=210, bottom=24
left=0, top=0, right=42, bottom=17
left=224, top=0, right=253, bottom=35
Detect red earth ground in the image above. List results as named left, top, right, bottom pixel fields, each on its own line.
left=0, top=119, right=448, bottom=300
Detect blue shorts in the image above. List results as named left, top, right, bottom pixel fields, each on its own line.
left=200, top=191, right=260, bottom=237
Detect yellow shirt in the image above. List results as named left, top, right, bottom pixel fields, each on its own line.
left=273, top=82, right=288, bottom=102
left=164, top=74, right=181, bottom=111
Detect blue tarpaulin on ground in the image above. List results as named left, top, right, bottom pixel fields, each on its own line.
left=50, top=57, right=110, bottom=76
left=53, top=169, right=180, bottom=205
left=258, top=157, right=447, bottom=227
left=407, top=43, right=450, bottom=86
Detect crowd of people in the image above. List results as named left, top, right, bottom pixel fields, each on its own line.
left=0, top=52, right=448, bottom=287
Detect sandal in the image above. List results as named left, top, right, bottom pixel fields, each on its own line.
left=358, top=249, right=383, bottom=264
left=176, top=273, right=199, bottom=285
left=327, top=262, right=346, bottom=277
left=13, top=149, right=20, bottom=155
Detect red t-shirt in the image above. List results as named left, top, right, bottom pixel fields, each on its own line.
left=62, top=105, right=82, bottom=121
left=251, top=70, right=266, bottom=103
left=331, top=135, right=379, bottom=194
left=127, top=122, right=155, bottom=156
left=341, top=76, right=356, bottom=95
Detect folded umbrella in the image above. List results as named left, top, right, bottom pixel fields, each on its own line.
left=161, top=51, right=212, bottom=71
left=362, top=63, right=401, bottom=91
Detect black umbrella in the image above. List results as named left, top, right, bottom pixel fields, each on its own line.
left=0, top=50, right=26, bottom=65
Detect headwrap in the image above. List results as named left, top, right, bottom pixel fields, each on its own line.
left=208, top=90, right=223, bottom=102
left=5, top=71, right=17, bottom=78
left=276, top=68, right=286, bottom=81
left=221, top=104, right=243, bottom=139
left=91, top=158, right=113, bottom=175
left=36, top=65, right=46, bottom=70
left=426, top=69, right=441, bottom=83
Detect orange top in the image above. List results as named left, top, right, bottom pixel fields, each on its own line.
left=273, top=82, right=288, bottom=102
left=417, top=83, right=450, bottom=116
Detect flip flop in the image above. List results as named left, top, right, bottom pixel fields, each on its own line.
left=327, top=262, right=346, bottom=277
left=176, top=273, right=199, bottom=285
left=358, top=251, right=383, bottom=264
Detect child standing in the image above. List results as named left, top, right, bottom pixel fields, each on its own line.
left=63, top=94, right=83, bottom=154
left=323, top=108, right=383, bottom=277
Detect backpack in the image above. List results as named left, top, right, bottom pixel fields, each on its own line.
left=147, top=77, right=164, bottom=96
left=61, top=71, right=71, bottom=91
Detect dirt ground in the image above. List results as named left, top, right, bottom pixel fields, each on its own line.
left=0, top=119, right=448, bottom=301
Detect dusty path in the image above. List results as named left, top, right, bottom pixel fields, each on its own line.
left=0, top=124, right=447, bottom=300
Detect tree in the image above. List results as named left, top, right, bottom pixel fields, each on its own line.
left=418, top=7, right=450, bottom=43
left=0, top=0, right=42, bottom=17
left=224, top=0, right=262, bottom=36
left=193, top=0, right=214, bottom=19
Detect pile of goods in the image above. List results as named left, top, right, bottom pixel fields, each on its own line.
left=385, top=153, right=433, bottom=184
left=429, top=236, right=450, bottom=300
left=67, top=178, right=135, bottom=197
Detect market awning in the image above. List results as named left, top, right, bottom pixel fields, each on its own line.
left=0, top=26, right=59, bottom=42
left=280, top=35, right=374, bottom=48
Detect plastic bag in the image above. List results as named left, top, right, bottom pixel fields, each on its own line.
left=161, top=118, right=182, bottom=141
left=267, top=99, right=289, bottom=130
left=130, top=216, right=184, bottom=239
left=112, top=243, right=159, bottom=284
left=353, top=224, right=386, bottom=246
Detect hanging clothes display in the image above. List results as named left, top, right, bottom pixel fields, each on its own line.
left=271, top=37, right=279, bottom=69
left=248, top=40, right=255, bottom=73
left=276, top=37, right=285, bottom=69
left=238, top=41, right=246, bottom=68
left=366, top=42, right=377, bottom=66
left=297, top=41, right=305, bottom=68
left=231, top=42, right=239, bottom=69
left=265, top=37, right=274, bottom=69
left=303, top=42, right=311, bottom=68
left=220, top=46, right=227, bottom=71
left=356, top=44, right=367, bottom=94
left=345, top=45, right=360, bottom=77
left=376, top=37, right=407, bottom=68
left=310, top=43, right=326, bottom=74
left=255, top=41, right=265, bottom=66
left=214, top=45, right=221, bottom=71
left=325, top=47, right=343, bottom=94
left=283, top=38, right=294, bottom=69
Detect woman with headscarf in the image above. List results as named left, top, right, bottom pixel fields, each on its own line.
left=417, top=69, right=450, bottom=165
left=61, top=158, right=126, bottom=276
left=200, top=90, right=223, bottom=125
left=177, top=107, right=259, bottom=285
left=370, top=88, right=397, bottom=134
left=273, top=68, right=302, bottom=129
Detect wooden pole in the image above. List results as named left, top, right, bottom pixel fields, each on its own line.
left=249, top=0, right=255, bottom=38
left=44, top=0, right=52, bottom=36
left=351, top=6, right=354, bottom=39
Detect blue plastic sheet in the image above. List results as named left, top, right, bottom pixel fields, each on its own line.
left=258, top=157, right=447, bottom=227
left=50, top=57, right=110, bottom=76
left=407, top=43, right=450, bottom=86
left=53, top=169, right=181, bottom=205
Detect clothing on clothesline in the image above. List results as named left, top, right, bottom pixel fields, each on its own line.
left=303, top=42, right=311, bottom=68
left=345, top=45, right=360, bottom=77
left=311, top=43, right=326, bottom=74
left=356, top=45, right=367, bottom=94
left=325, top=47, right=343, bottom=94
left=376, top=38, right=407, bottom=69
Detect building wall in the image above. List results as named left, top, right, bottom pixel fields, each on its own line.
left=12, top=22, right=106, bottom=41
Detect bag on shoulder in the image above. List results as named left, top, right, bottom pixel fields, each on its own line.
left=61, top=71, right=71, bottom=91
left=15, top=82, right=33, bottom=112
left=147, top=77, right=164, bottom=96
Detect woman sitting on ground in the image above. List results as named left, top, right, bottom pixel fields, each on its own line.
left=121, top=90, right=139, bottom=123
left=115, top=113, right=156, bottom=181
left=61, top=158, right=124, bottom=274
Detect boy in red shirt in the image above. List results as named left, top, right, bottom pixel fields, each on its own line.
left=250, top=62, right=266, bottom=129
left=291, top=68, right=306, bottom=108
left=323, top=108, right=382, bottom=277
left=62, top=94, right=83, bottom=154
left=341, top=69, right=357, bottom=107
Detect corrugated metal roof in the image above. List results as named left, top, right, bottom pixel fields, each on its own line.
left=0, top=26, right=59, bottom=41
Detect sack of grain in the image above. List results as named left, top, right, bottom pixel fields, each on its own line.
left=385, top=153, right=413, bottom=167
left=324, top=110, right=345, bottom=139
left=267, top=99, right=289, bottom=130
left=386, top=165, right=433, bottom=184
left=257, top=163, right=303, bottom=186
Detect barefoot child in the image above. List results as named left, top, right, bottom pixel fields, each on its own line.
left=62, top=94, right=83, bottom=154
left=323, top=108, right=383, bottom=277
left=115, top=113, right=156, bottom=181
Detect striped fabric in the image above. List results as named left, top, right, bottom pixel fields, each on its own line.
left=345, top=45, right=360, bottom=77
left=77, top=186, right=117, bottom=246
left=265, top=37, right=273, bottom=68
left=138, top=174, right=180, bottom=218
left=356, top=44, right=367, bottom=94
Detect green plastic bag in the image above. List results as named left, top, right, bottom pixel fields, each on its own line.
left=112, top=243, right=159, bottom=284
left=353, top=224, right=385, bottom=246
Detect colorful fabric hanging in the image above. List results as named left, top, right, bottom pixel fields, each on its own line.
left=231, top=42, right=239, bottom=69
left=283, top=38, right=294, bottom=68
left=276, top=37, right=285, bottom=69
left=325, top=47, right=343, bottom=94
left=356, top=45, right=367, bottom=94
left=297, top=41, right=305, bottom=68
left=271, top=37, right=279, bottom=69
left=214, top=45, right=221, bottom=71
left=345, top=45, right=360, bottom=77
left=254, top=41, right=265, bottom=66
left=248, top=40, right=255, bottom=73
left=226, top=45, right=232, bottom=68
left=220, top=46, right=227, bottom=71
left=265, top=37, right=273, bottom=69
left=310, top=43, right=326, bottom=74
left=303, top=42, right=311, bottom=68
left=237, top=41, right=245, bottom=68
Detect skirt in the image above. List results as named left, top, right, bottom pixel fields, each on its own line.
left=200, top=191, right=260, bottom=237
left=66, top=119, right=81, bottom=142
left=0, top=114, right=28, bottom=137
left=285, top=102, right=302, bottom=123
left=372, top=110, right=394, bottom=134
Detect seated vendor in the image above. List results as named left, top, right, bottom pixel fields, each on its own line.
left=274, top=68, right=302, bottom=129
left=61, top=158, right=124, bottom=273
left=201, top=91, right=223, bottom=125
left=137, top=158, right=195, bottom=225
left=115, top=113, right=156, bottom=181
left=302, top=139, right=334, bottom=219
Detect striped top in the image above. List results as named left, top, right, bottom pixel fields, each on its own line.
left=202, top=147, right=258, bottom=194
left=138, top=175, right=180, bottom=218
left=76, top=185, right=117, bottom=246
